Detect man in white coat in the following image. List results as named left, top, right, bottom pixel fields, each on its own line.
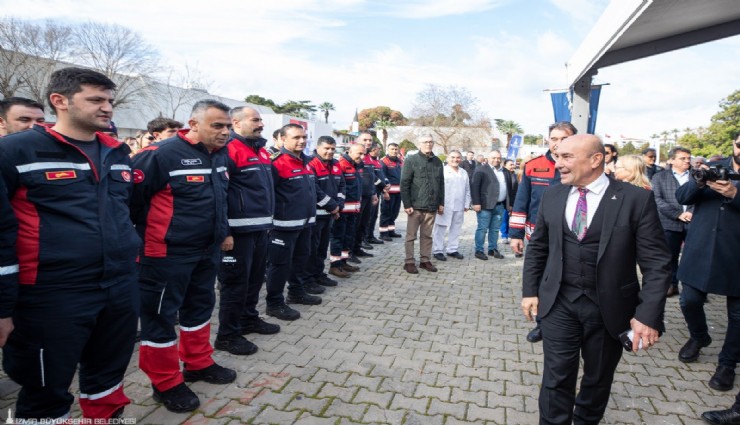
left=433, top=150, right=471, bottom=261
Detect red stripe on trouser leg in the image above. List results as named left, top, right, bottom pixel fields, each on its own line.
left=139, top=343, right=183, bottom=391
left=180, top=323, right=215, bottom=371
left=79, top=384, right=130, bottom=419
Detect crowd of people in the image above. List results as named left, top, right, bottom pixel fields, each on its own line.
left=0, top=67, right=739, bottom=424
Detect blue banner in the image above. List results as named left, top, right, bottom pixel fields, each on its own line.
left=507, top=134, right=523, bottom=160
left=587, top=86, right=601, bottom=134
left=550, top=92, right=571, bottom=122
left=550, top=87, right=602, bottom=133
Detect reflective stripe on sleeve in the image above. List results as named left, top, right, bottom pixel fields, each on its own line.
left=228, top=216, right=273, bottom=227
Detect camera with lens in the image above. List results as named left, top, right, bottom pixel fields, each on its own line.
left=691, top=165, right=740, bottom=184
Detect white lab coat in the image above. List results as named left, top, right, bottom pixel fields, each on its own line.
left=435, top=165, right=471, bottom=226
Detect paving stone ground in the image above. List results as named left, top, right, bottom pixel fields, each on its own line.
left=0, top=211, right=732, bottom=424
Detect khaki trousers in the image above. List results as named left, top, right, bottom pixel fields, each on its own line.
left=405, top=209, right=436, bottom=264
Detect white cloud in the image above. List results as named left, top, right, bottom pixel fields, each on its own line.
left=381, top=0, right=508, bottom=19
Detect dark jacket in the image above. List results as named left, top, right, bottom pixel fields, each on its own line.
left=0, top=177, right=17, bottom=317
left=338, top=154, right=362, bottom=213
left=510, top=152, right=560, bottom=240
left=400, top=152, right=444, bottom=211
left=0, top=125, right=140, bottom=292
left=360, top=153, right=386, bottom=197
left=650, top=168, right=694, bottom=232
left=676, top=158, right=740, bottom=296
left=646, top=164, right=664, bottom=180
left=131, top=130, right=228, bottom=263
left=460, top=159, right=476, bottom=183
left=223, top=133, right=274, bottom=233
left=381, top=155, right=403, bottom=194
left=308, top=154, right=345, bottom=219
left=523, top=180, right=671, bottom=338
left=271, top=148, right=317, bottom=230
left=471, top=164, right=514, bottom=210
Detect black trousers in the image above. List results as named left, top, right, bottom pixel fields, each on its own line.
left=303, top=217, right=333, bottom=280
left=217, top=230, right=269, bottom=339
left=3, top=279, right=139, bottom=419
left=265, top=227, right=311, bottom=307
left=380, top=193, right=402, bottom=233
left=663, top=229, right=686, bottom=287
left=365, top=197, right=380, bottom=239
left=330, top=213, right=358, bottom=267
left=539, top=295, right=623, bottom=425
left=353, top=196, right=373, bottom=251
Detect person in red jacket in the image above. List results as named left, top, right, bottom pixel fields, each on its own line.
left=0, top=67, right=139, bottom=421
left=264, top=124, right=320, bottom=321
left=215, top=106, right=279, bottom=357
left=132, top=100, right=234, bottom=413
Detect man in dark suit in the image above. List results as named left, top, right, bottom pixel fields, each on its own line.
left=471, top=150, right=513, bottom=260
left=521, top=134, right=671, bottom=425
left=675, top=132, right=740, bottom=394
left=651, top=147, right=694, bottom=297
left=460, top=151, right=477, bottom=186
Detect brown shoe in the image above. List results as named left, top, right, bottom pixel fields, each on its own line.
left=403, top=263, right=419, bottom=274
left=342, top=263, right=360, bottom=272
left=419, top=262, right=437, bottom=272
left=329, top=266, right=350, bottom=278
left=667, top=286, right=679, bottom=297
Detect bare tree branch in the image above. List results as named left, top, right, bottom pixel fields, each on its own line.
left=72, top=21, right=159, bottom=108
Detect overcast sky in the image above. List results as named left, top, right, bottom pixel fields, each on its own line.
left=5, top=0, right=738, bottom=140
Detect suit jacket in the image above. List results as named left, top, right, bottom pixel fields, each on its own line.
left=471, top=165, right=513, bottom=210
left=676, top=157, right=740, bottom=296
left=460, top=159, right=476, bottom=183
left=522, top=179, right=671, bottom=338
left=651, top=169, right=694, bottom=232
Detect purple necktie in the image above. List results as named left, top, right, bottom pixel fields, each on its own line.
left=571, top=188, right=589, bottom=241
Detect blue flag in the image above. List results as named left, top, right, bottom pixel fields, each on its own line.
left=550, top=87, right=602, bottom=133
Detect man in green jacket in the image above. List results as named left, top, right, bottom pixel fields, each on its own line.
left=400, top=134, right=445, bottom=274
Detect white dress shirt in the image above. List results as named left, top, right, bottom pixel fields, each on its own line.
left=492, top=166, right=508, bottom=203
left=564, top=173, right=610, bottom=229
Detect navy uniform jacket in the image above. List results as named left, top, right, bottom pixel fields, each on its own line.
left=131, top=130, right=228, bottom=263
left=676, top=157, right=740, bottom=296
left=0, top=125, right=140, bottom=291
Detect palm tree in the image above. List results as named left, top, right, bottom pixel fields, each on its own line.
left=374, top=118, right=396, bottom=150
left=671, top=128, right=680, bottom=143
left=494, top=119, right=524, bottom=149
left=318, top=102, right=335, bottom=124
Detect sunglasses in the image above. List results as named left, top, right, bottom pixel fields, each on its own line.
left=735, top=141, right=740, bottom=149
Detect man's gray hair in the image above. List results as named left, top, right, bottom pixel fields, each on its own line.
left=192, top=99, right=230, bottom=118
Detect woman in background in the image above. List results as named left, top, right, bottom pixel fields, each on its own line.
left=614, top=154, right=651, bottom=190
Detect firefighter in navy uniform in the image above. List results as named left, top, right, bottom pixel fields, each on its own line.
left=131, top=100, right=235, bottom=413
left=365, top=142, right=390, bottom=244
left=509, top=121, right=577, bottom=343
left=329, top=143, right=365, bottom=277
left=379, top=142, right=404, bottom=241
left=0, top=68, right=139, bottom=421
left=264, top=124, right=320, bottom=322
left=215, top=106, right=280, bottom=357
left=352, top=132, right=379, bottom=259
left=298, top=136, right=345, bottom=289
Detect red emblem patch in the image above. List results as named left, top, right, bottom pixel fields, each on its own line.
left=133, top=169, right=145, bottom=183
left=45, top=170, right=76, bottom=180
left=121, top=171, right=131, bottom=182
left=186, top=175, right=205, bottom=183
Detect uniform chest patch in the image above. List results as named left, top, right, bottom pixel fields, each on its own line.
left=133, top=169, right=145, bottom=183
left=533, top=168, right=550, bottom=172
left=45, top=170, right=77, bottom=180
left=186, top=175, right=205, bottom=183
left=182, top=158, right=202, bottom=166
left=292, top=169, right=303, bottom=173
left=121, top=171, right=131, bottom=182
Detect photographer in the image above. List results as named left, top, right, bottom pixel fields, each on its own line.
left=675, top=132, right=740, bottom=393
